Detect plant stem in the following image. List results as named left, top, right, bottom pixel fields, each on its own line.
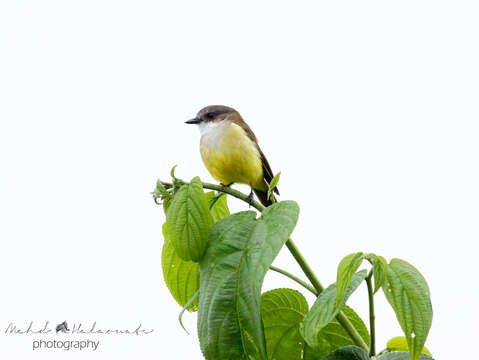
left=157, top=178, right=369, bottom=352
left=366, top=270, right=376, bottom=357
left=161, top=179, right=266, bottom=212
left=284, top=239, right=324, bottom=293
left=269, top=266, right=318, bottom=296
left=336, top=311, right=369, bottom=351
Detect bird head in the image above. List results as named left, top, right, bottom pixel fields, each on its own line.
left=185, top=105, right=237, bottom=126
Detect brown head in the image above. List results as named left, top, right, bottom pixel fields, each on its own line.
left=185, top=105, right=239, bottom=125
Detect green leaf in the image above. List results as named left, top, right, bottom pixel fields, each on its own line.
left=261, top=292, right=369, bottom=360
left=198, top=201, right=300, bottom=360
left=387, top=336, right=432, bottom=356
left=301, top=270, right=368, bottom=350
left=205, top=191, right=230, bottom=223
left=366, top=253, right=388, bottom=294
left=261, top=288, right=308, bottom=360
left=166, top=176, right=213, bottom=262
left=267, top=171, right=281, bottom=201
left=336, top=252, right=365, bottom=306
left=322, top=345, right=369, bottom=360
left=153, top=180, right=173, bottom=212
left=383, top=259, right=433, bottom=360
left=155, top=179, right=170, bottom=196
left=161, top=223, right=200, bottom=311
left=304, top=306, right=370, bottom=359
left=378, top=352, right=434, bottom=360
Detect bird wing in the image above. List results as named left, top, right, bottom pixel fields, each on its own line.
left=231, top=118, right=280, bottom=195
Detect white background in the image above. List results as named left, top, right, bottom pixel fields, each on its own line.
left=1, top=1, right=478, bottom=359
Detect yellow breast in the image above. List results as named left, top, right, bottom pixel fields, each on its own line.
left=199, top=121, right=265, bottom=190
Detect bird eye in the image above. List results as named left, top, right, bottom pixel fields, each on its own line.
left=205, top=112, right=215, bottom=120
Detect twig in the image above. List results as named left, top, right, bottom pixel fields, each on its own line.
left=269, top=265, right=318, bottom=296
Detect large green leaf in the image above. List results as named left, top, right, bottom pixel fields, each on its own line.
left=379, top=352, right=434, bottom=360
left=197, top=201, right=300, bottom=360
left=161, top=223, right=200, bottom=311
left=304, top=306, right=370, bottom=359
left=336, top=252, right=365, bottom=305
left=261, top=288, right=308, bottom=360
left=261, top=290, right=369, bottom=360
left=166, top=176, right=213, bottom=262
left=383, top=259, right=433, bottom=360
left=205, top=191, right=230, bottom=223
left=301, top=270, right=368, bottom=349
left=322, top=345, right=369, bottom=360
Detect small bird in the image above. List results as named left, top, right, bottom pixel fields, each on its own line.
left=186, top=105, right=279, bottom=206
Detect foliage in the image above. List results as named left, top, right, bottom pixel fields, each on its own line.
left=261, top=288, right=308, bottom=360
left=198, top=202, right=299, bottom=360
left=301, top=270, right=368, bottom=349
left=303, top=306, right=370, bottom=359
left=382, top=260, right=433, bottom=360
left=267, top=172, right=281, bottom=201
left=154, top=172, right=434, bottom=360
left=161, top=223, right=199, bottom=311
left=165, top=176, right=213, bottom=262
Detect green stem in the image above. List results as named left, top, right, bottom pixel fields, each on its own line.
left=158, top=179, right=369, bottom=352
left=366, top=270, right=376, bottom=357
left=161, top=179, right=265, bottom=212
left=336, top=311, right=369, bottom=351
left=269, top=266, right=318, bottom=296
left=284, top=240, right=324, bottom=293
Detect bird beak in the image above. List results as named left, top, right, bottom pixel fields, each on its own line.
left=185, top=117, right=201, bottom=124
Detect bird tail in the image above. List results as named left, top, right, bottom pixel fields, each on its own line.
left=253, top=189, right=276, bottom=207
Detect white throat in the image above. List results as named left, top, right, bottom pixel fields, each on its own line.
left=198, top=120, right=230, bottom=147
left=198, top=120, right=228, bottom=134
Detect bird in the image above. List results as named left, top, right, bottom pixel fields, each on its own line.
left=186, top=105, right=279, bottom=206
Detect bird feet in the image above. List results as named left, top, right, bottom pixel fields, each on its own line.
left=246, top=189, right=255, bottom=206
